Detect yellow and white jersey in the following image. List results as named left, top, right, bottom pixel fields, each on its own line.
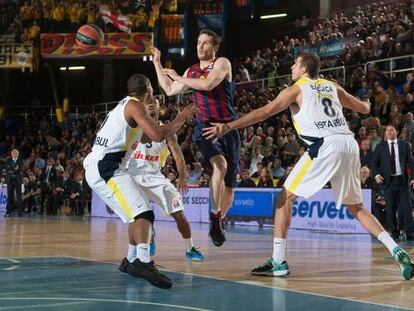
left=88, top=96, right=143, bottom=162
left=125, top=139, right=170, bottom=174
left=291, top=77, right=353, bottom=145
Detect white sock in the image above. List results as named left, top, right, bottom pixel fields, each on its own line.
left=184, top=238, right=194, bottom=250
left=272, top=238, right=286, bottom=264
left=127, top=244, right=137, bottom=263
left=378, top=231, right=399, bottom=255
left=136, top=243, right=150, bottom=263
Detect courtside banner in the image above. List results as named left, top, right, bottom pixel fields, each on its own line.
left=287, top=189, right=372, bottom=233
left=227, top=188, right=274, bottom=217
left=0, top=43, right=33, bottom=69
left=41, top=32, right=153, bottom=58
left=0, top=184, right=7, bottom=212
left=91, top=187, right=209, bottom=223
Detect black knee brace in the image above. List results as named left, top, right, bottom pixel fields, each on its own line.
left=134, top=210, right=155, bottom=223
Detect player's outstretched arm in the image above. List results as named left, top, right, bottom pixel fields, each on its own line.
left=203, top=85, right=300, bottom=139
left=152, top=47, right=189, bottom=96
left=126, top=99, right=195, bottom=142
left=336, top=83, right=370, bottom=114
left=167, top=134, right=188, bottom=194
left=162, top=57, right=230, bottom=92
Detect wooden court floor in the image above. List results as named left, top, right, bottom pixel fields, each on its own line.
left=0, top=214, right=414, bottom=310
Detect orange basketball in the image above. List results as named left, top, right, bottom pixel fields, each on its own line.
left=76, top=24, right=104, bottom=49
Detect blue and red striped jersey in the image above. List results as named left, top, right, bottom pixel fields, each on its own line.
left=187, top=59, right=238, bottom=124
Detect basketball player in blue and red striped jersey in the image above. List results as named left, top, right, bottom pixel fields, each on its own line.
left=152, top=29, right=240, bottom=246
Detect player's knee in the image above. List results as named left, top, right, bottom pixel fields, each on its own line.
left=134, top=210, right=155, bottom=224
left=171, top=210, right=185, bottom=222
left=346, top=204, right=363, bottom=217
left=278, top=188, right=296, bottom=207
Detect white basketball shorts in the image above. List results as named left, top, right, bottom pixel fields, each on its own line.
left=131, top=171, right=184, bottom=215
left=84, top=155, right=151, bottom=223
left=284, top=134, right=363, bottom=208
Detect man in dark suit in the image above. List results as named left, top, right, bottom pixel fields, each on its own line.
left=69, top=172, right=91, bottom=215
left=4, top=149, right=24, bottom=217
left=372, top=125, right=414, bottom=240
left=51, top=170, right=73, bottom=215
left=360, top=139, right=374, bottom=169
left=40, top=158, right=57, bottom=214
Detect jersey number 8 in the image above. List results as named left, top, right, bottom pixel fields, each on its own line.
left=321, top=98, right=336, bottom=117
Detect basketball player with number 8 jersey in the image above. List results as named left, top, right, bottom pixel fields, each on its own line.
left=203, top=53, right=414, bottom=280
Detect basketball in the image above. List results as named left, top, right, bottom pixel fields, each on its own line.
left=76, top=24, right=104, bottom=49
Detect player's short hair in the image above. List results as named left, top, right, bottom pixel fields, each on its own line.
left=298, top=53, right=320, bottom=78
left=127, top=74, right=149, bottom=96
left=199, top=29, right=220, bottom=48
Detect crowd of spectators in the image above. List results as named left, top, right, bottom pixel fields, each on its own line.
left=2, top=1, right=414, bottom=219
left=0, top=0, right=166, bottom=43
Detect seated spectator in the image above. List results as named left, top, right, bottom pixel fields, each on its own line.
left=69, top=171, right=90, bottom=215
left=187, top=162, right=203, bottom=185
left=261, top=147, right=275, bottom=168
left=257, top=167, right=274, bottom=188
left=360, top=139, right=374, bottom=169
left=238, top=169, right=256, bottom=188
left=249, top=146, right=263, bottom=176
left=22, top=173, right=41, bottom=212
left=51, top=170, right=73, bottom=215
left=271, top=159, right=285, bottom=180
left=277, top=165, right=294, bottom=187
left=281, top=133, right=299, bottom=166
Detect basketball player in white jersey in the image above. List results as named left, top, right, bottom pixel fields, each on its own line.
left=83, top=74, right=195, bottom=289
left=123, top=98, right=205, bottom=261
left=203, top=53, right=414, bottom=280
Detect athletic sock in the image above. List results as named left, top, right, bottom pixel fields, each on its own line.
left=127, top=244, right=137, bottom=263
left=136, top=243, right=150, bottom=263
left=272, top=238, right=286, bottom=264
left=378, top=231, right=399, bottom=255
left=184, top=238, right=194, bottom=251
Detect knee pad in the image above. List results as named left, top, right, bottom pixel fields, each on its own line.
left=134, top=210, right=155, bottom=224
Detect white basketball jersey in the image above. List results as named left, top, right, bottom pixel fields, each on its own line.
left=126, top=140, right=170, bottom=174
left=90, top=96, right=144, bottom=160
left=290, top=77, right=353, bottom=145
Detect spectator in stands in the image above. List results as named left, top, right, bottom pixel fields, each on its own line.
left=51, top=170, right=73, bottom=215
left=257, top=167, right=274, bottom=188
left=40, top=157, right=57, bottom=214
left=69, top=171, right=90, bottom=215
left=261, top=148, right=275, bottom=169
left=368, top=128, right=382, bottom=152
left=249, top=146, right=263, bottom=176
left=187, top=162, right=203, bottom=186
left=271, top=159, right=285, bottom=180
left=238, top=169, right=256, bottom=188
left=281, top=133, right=299, bottom=166
left=22, top=173, right=41, bottom=213
left=360, top=139, right=374, bottom=169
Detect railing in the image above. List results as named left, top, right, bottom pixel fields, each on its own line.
left=4, top=54, right=414, bottom=119
left=364, top=54, right=414, bottom=77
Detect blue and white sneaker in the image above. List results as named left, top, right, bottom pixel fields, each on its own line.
left=150, top=228, right=156, bottom=257
left=185, top=247, right=205, bottom=262
left=251, top=258, right=289, bottom=277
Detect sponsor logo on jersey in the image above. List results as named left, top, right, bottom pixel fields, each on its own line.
left=132, top=150, right=160, bottom=162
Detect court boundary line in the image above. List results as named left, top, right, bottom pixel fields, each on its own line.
left=1, top=254, right=413, bottom=310
left=0, top=298, right=211, bottom=311
left=60, top=255, right=414, bottom=311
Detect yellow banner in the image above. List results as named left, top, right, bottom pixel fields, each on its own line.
left=41, top=32, right=153, bottom=58
left=0, top=43, right=33, bottom=69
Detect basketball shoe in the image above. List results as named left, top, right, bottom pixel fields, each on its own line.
left=392, top=246, right=414, bottom=280
left=185, top=247, right=205, bottom=262
left=127, top=258, right=172, bottom=289
left=209, top=211, right=225, bottom=247
left=118, top=257, right=129, bottom=273
left=251, top=258, right=290, bottom=277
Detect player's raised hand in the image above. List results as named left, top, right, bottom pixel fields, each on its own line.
left=162, top=68, right=180, bottom=80
left=176, top=104, right=196, bottom=122
left=151, top=46, right=161, bottom=63
left=202, top=123, right=230, bottom=140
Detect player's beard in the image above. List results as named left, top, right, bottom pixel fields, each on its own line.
left=198, top=49, right=214, bottom=61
